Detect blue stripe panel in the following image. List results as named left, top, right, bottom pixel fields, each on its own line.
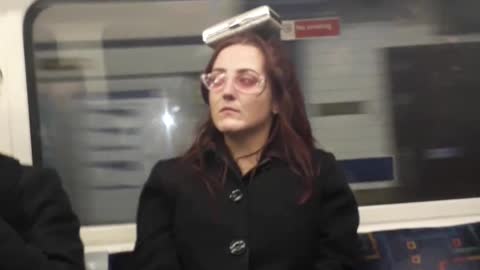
left=82, top=89, right=159, bottom=100
left=84, top=161, right=141, bottom=171
left=338, top=157, right=394, bottom=183
left=87, top=108, right=140, bottom=117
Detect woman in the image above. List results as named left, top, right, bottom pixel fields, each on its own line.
left=133, top=32, right=360, bottom=270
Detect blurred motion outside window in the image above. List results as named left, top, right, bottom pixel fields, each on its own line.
left=25, top=0, right=480, bottom=225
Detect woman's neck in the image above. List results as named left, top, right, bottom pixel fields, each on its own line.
left=224, top=122, right=271, bottom=175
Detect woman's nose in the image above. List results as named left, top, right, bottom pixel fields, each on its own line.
left=222, top=77, right=236, bottom=98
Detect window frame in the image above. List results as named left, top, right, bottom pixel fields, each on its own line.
left=23, top=0, right=480, bottom=253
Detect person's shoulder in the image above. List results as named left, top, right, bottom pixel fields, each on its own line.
left=20, top=165, right=61, bottom=186
left=312, top=148, right=336, bottom=167
left=0, top=154, right=22, bottom=189
left=0, top=153, right=22, bottom=180
left=312, top=148, right=352, bottom=189
left=0, top=153, right=60, bottom=187
left=146, top=157, right=191, bottom=187
left=15, top=165, right=77, bottom=224
left=0, top=154, right=23, bottom=218
left=0, top=153, right=63, bottom=204
left=0, top=153, right=20, bottom=166
left=149, top=157, right=185, bottom=177
left=19, top=165, right=67, bottom=203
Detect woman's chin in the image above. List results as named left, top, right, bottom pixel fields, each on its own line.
left=215, top=120, right=246, bottom=134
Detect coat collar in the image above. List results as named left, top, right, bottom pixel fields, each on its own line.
left=201, top=142, right=287, bottom=171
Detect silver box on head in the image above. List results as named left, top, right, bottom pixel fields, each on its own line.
left=202, top=5, right=282, bottom=47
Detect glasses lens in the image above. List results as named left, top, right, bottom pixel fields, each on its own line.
left=201, top=71, right=264, bottom=94
left=202, top=72, right=225, bottom=91
left=235, top=73, right=262, bottom=93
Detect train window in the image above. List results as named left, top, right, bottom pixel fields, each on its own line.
left=25, top=0, right=226, bottom=225
left=241, top=0, right=480, bottom=205
left=25, top=0, right=480, bottom=225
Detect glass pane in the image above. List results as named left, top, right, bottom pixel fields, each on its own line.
left=30, top=1, right=246, bottom=225
left=26, top=0, right=480, bottom=226
left=242, top=0, right=480, bottom=204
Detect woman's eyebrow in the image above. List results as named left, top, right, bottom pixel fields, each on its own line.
left=211, top=67, right=226, bottom=72
left=236, top=68, right=260, bottom=74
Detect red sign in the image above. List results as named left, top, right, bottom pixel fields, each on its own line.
left=294, top=18, right=340, bottom=38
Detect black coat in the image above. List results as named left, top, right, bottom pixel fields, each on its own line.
left=134, top=149, right=360, bottom=270
left=0, top=154, right=85, bottom=270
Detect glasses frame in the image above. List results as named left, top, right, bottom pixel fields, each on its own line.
left=200, top=71, right=267, bottom=95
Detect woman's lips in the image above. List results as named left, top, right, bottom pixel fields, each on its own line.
left=220, top=107, right=240, bottom=113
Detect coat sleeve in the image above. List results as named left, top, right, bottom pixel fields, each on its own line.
left=0, top=167, right=85, bottom=270
left=133, top=161, right=181, bottom=270
left=314, top=152, right=361, bottom=270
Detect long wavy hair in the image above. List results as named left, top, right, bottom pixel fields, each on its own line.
left=182, top=32, right=317, bottom=204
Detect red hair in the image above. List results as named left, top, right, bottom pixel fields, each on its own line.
left=182, top=32, right=317, bottom=204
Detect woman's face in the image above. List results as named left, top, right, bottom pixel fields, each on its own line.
left=208, top=44, right=277, bottom=135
